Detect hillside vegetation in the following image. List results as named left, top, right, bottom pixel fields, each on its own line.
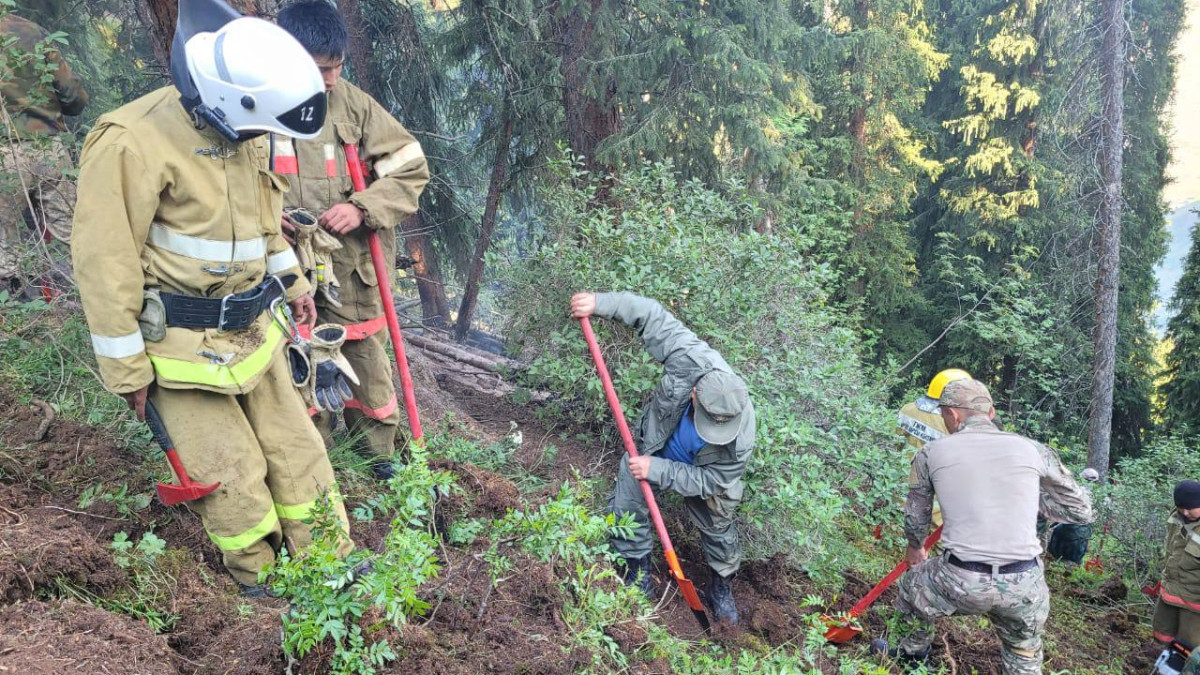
left=3, top=0, right=1200, bottom=673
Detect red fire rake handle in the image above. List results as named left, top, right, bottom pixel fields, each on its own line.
left=579, top=317, right=711, bottom=631
left=849, top=525, right=943, bottom=618
left=344, top=144, right=423, bottom=445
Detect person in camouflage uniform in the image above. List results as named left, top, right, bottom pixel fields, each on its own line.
left=0, top=12, right=87, bottom=287
left=1150, top=480, right=1200, bottom=674
left=570, top=291, right=755, bottom=626
left=882, top=378, right=1093, bottom=674
left=275, top=2, right=429, bottom=479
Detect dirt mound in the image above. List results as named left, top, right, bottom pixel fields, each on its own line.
left=0, top=599, right=182, bottom=674
left=431, top=459, right=521, bottom=519
left=167, top=577, right=286, bottom=675
left=0, top=486, right=126, bottom=603
left=0, top=392, right=141, bottom=490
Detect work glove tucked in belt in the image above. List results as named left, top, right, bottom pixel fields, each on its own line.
left=310, top=323, right=359, bottom=412
left=286, top=207, right=343, bottom=307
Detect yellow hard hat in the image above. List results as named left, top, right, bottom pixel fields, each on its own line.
left=916, top=368, right=972, bottom=413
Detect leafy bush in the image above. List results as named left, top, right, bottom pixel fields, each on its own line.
left=485, top=481, right=646, bottom=670
left=269, top=446, right=454, bottom=675
left=1094, top=435, right=1200, bottom=583
left=498, top=156, right=903, bottom=581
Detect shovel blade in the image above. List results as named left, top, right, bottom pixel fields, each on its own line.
left=821, top=614, right=863, bottom=643
left=673, top=575, right=711, bottom=631
left=156, top=480, right=220, bottom=507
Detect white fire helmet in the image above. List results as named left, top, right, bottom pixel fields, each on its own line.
left=177, top=16, right=325, bottom=141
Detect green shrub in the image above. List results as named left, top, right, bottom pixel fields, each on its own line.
left=1095, top=435, right=1200, bottom=583
left=269, top=446, right=453, bottom=675
left=498, top=156, right=902, bottom=581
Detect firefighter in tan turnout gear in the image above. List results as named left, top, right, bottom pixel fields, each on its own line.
left=70, top=1, right=352, bottom=592
left=0, top=11, right=88, bottom=291
left=276, top=1, right=430, bottom=480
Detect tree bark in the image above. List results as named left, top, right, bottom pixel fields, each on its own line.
left=402, top=212, right=451, bottom=327
left=338, top=0, right=384, bottom=96
left=559, top=0, right=620, bottom=170
left=454, top=103, right=514, bottom=342
left=1087, top=0, right=1125, bottom=480
left=139, top=0, right=273, bottom=69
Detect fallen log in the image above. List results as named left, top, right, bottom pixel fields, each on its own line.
left=406, top=332, right=523, bottom=373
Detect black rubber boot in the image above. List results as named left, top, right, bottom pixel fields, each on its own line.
left=371, top=458, right=396, bottom=481
left=706, top=571, right=739, bottom=625
left=621, top=556, right=657, bottom=599
left=871, top=633, right=932, bottom=663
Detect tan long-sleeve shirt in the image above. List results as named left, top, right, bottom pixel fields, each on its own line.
left=904, top=418, right=1094, bottom=564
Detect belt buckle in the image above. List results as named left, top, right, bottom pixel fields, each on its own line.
left=217, top=292, right=236, bottom=333
left=217, top=285, right=263, bottom=332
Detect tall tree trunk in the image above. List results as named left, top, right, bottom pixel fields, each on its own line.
left=559, top=0, right=620, bottom=171
left=1087, top=0, right=1125, bottom=480
left=402, top=212, right=450, bottom=327
left=139, top=0, right=272, bottom=69
left=454, top=104, right=514, bottom=342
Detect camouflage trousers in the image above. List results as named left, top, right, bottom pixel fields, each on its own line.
left=896, top=553, right=1049, bottom=675
left=0, top=136, right=74, bottom=279
left=608, top=456, right=742, bottom=577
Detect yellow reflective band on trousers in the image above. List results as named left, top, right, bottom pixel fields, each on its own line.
left=208, top=507, right=279, bottom=552
left=276, top=485, right=344, bottom=522
left=148, top=310, right=287, bottom=388
left=275, top=499, right=317, bottom=521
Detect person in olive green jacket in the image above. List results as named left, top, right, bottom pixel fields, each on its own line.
left=1152, top=480, right=1200, bottom=673
left=0, top=12, right=88, bottom=289
left=276, top=2, right=430, bottom=479
left=570, top=291, right=755, bottom=625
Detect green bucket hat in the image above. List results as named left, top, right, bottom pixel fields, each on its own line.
left=694, top=370, right=749, bottom=446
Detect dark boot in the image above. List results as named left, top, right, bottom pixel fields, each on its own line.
left=620, top=556, right=657, bottom=599
left=370, top=458, right=396, bottom=481
left=871, top=631, right=932, bottom=663
left=706, top=571, right=738, bottom=625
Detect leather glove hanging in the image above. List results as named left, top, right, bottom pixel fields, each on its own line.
left=286, top=206, right=344, bottom=307
left=310, top=323, right=359, bottom=412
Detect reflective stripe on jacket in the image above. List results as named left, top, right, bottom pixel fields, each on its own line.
left=273, top=79, right=429, bottom=325
left=71, top=87, right=310, bottom=395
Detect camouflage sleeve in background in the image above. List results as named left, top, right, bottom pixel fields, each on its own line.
left=51, top=45, right=88, bottom=117
left=1036, top=442, right=1094, bottom=525
left=903, top=448, right=935, bottom=549
left=0, top=14, right=88, bottom=135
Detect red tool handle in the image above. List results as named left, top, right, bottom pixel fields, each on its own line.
left=580, top=318, right=676, bottom=552
left=146, top=401, right=195, bottom=486
left=344, top=144, right=423, bottom=445
left=580, top=317, right=710, bottom=629
left=848, top=525, right=943, bottom=617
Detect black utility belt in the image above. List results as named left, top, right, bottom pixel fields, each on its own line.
left=947, top=553, right=1038, bottom=575
left=161, top=276, right=290, bottom=331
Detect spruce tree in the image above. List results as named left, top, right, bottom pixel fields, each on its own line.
left=1164, top=213, right=1200, bottom=431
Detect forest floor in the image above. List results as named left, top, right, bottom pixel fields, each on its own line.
left=0, top=312, right=1163, bottom=674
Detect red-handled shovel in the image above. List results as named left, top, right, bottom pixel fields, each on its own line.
left=144, top=401, right=220, bottom=506
left=579, top=316, right=711, bottom=632
left=343, top=144, right=423, bottom=446
left=823, top=525, right=943, bottom=643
